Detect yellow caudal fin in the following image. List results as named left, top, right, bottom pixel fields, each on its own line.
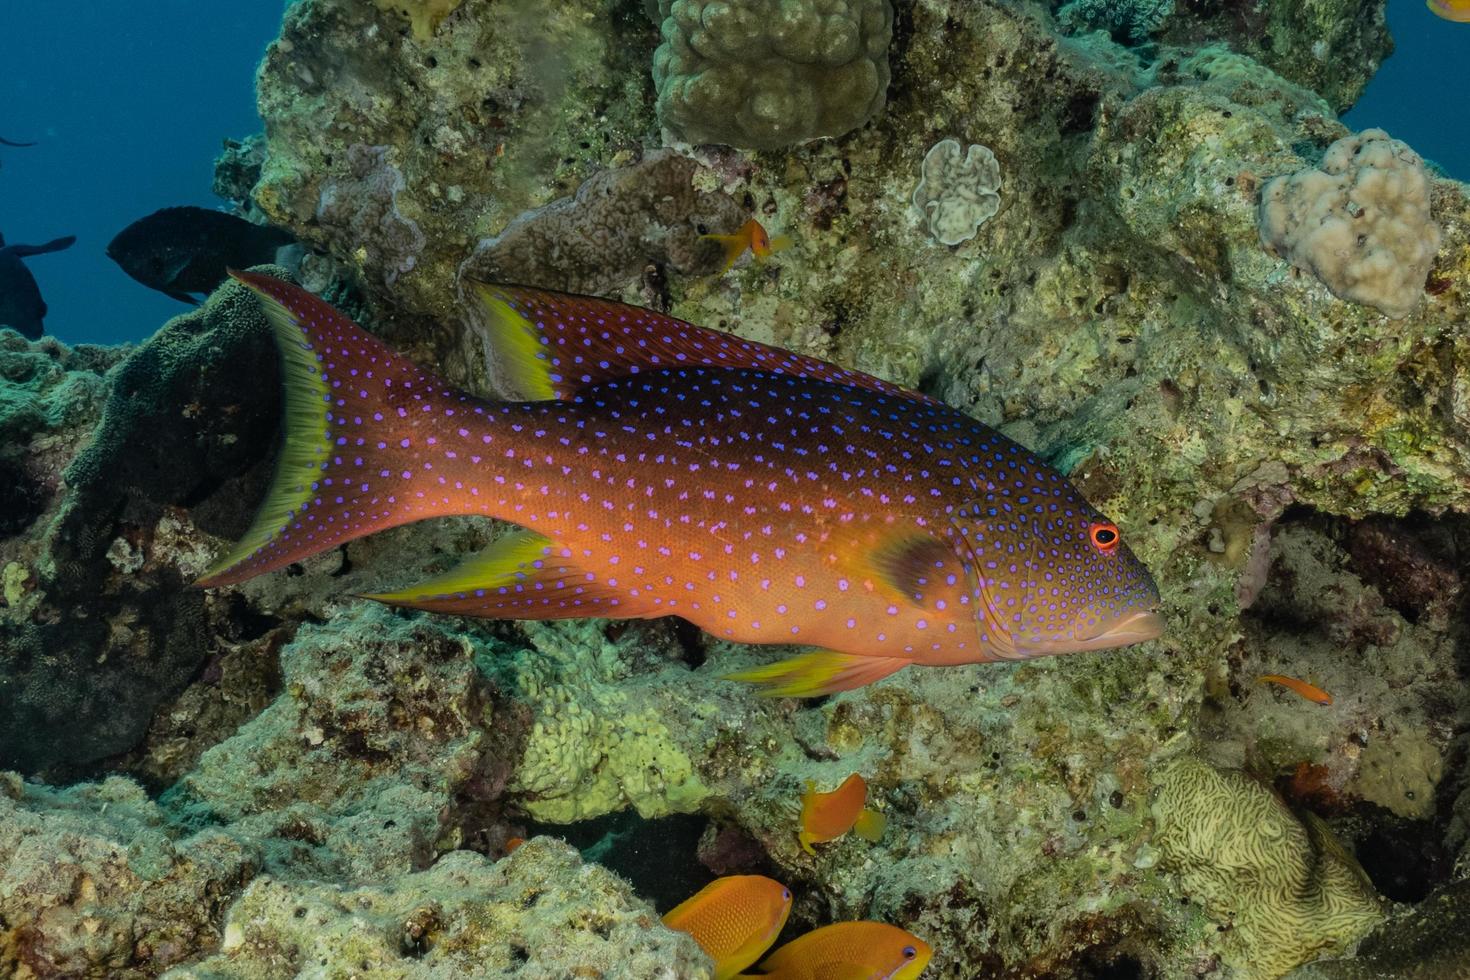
left=464, top=282, right=559, bottom=401
left=723, top=651, right=909, bottom=697
left=766, top=234, right=793, bottom=255
left=361, top=528, right=659, bottom=621
left=852, top=808, right=887, bottom=843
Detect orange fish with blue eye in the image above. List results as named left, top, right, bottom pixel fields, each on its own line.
left=663, top=875, right=793, bottom=979
left=195, top=273, right=1163, bottom=698
left=702, top=217, right=793, bottom=273
left=738, top=922, right=932, bottom=979
left=799, top=773, right=886, bottom=854
left=1428, top=0, right=1470, bottom=22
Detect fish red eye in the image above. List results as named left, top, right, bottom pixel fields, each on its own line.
left=1089, top=522, right=1119, bottom=553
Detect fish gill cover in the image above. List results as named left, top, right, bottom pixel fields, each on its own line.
left=0, top=0, right=1469, bottom=978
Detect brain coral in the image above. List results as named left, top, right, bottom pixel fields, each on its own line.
left=1258, top=128, right=1441, bottom=319
left=648, top=0, right=894, bottom=150
left=912, top=138, right=1002, bottom=246
left=1153, top=756, right=1384, bottom=977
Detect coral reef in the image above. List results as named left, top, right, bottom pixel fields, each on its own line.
left=375, top=0, right=465, bottom=42
left=1259, top=128, right=1442, bottom=318
left=1285, top=878, right=1470, bottom=979
left=911, top=139, right=1002, bottom=246
left=647, top=0, right=894, bottom=151
left=2, top=0, right=1469, bottom=976
left=166, top=843, right=709, bottom=979
left=458, top=149, right=744, bottom=297
left=1152, top=755, right=1384, bottom=977
left=1057, top=0, right=1176, bottom=45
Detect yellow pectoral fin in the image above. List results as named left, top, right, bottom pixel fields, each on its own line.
left=766, top=234, right=793, bottom=254
left=852, top=808, right=887, bottom=843
left=700, top=232, right=749, bottom=272
left=723, top=650, right=909, bottom=697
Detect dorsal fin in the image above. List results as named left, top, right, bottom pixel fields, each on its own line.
left=466, top=282, right=939, bottom=405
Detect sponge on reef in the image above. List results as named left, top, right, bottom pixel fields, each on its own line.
left=648, top=0, right=894, bottom=150
left=1258, top=128, right=1441, bottom=319
left=374, top=0, right=464, bottom=41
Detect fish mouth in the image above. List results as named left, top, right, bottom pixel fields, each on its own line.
left=1075, top=608, right=1164, bottom=649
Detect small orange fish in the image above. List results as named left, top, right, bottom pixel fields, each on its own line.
left=701, top=217, right=793, bottom=273
left=799, top=773, right=886, bottom=855
left=504, top=836, right=527, bottom=853
left=740, top=921, right=932, bottom=979
left=1258, top=674, right=1333, bottom=706
left=662, top=875, right=793, bottom=980
left=1428, top=0, right=1470, bottom=23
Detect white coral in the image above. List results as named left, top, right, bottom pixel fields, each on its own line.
left=1258, top=129, right=1441, bottom=318
left=912, top=138, right=1001, bottom=246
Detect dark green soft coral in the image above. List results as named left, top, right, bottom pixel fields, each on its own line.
left=649, top=0, right=894, bottom=150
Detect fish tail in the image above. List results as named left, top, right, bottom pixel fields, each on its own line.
left=852, top=808, right=887, bottom=843
left=700, top=232, right=749, bottom=273
left=195, top=271, right=493, bottom=588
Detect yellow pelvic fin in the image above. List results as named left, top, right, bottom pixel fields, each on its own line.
left=723, top=651, right=909, bottom=698
left=852, top=808, right=887, bottom=843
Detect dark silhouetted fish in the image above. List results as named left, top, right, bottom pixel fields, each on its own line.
left=107, top=206, right=294, bottom=304
left=0, top=232, right=75, bottom=340
left=0, top=136, right=37, bottom=147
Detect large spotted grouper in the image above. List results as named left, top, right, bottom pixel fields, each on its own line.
left=198, top=272, right=1163, bottom=695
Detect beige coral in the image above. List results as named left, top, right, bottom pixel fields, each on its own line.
left=1258, top=128, right=1441, bottom=318
left=1152, top=756, right=1384, bottom=979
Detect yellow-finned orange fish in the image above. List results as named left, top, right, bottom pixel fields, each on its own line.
left=702, top=217, right=793, bottom=273
left=738, top=921, right=932, bottom=979
left=1258, top=674, right=1333, bottom=705
left=799, top=773, right=886, bottom=854
left=663, top=875, right=793, bottom=979
left=1428, top=0, right=1470, bottom=23
left=195, top=273, right=1163, bottom=698
left=504, top=836, right=527, bottom=853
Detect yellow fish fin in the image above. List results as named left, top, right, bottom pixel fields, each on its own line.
left=766, top=233, right=793, bottom=254
left=701, top=232, right=751, bottom=273
left=361, top=529, right=659, bottom=620
left=852, top=808, right=887, bottom=843
left=723, top=651, right=909, bottom=697
left=464, top=282, right=559, bottom=401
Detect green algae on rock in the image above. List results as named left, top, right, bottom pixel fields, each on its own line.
left=1152, top=755, right=1384, bottom=978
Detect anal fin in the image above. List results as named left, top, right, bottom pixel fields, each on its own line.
left=361, top=529, right=655, bottom=621
left=723, top=650, right=909, bottom=698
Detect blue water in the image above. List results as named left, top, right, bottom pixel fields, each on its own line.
left=0, top=0, right=1465, bottom=346
left=0, top=3, right=283, bottom=346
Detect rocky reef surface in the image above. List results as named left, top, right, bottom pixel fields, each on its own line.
left=4, top=0, right=1469, bottom=977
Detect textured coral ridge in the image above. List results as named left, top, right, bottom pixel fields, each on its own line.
left=6, top=0, right=1470, bottom=976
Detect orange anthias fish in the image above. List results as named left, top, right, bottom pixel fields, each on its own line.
left=702, top=217, right=793, bottom=273
left=196, top=272, right=1163, bottom=697
left=799, top=774, right=886, bottom=854
left=739, top=922, right=933, bottom=980
left=1258, top=674, right=1333, bottom=705
left=1428, top=0, right=1470, bottom=23
left=663, top=875, right=793, bottom=980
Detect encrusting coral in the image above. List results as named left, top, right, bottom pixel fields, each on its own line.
left=1258, top=128, right=1441, bottom=318
left=911, top=139, right=1002, bottom=246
